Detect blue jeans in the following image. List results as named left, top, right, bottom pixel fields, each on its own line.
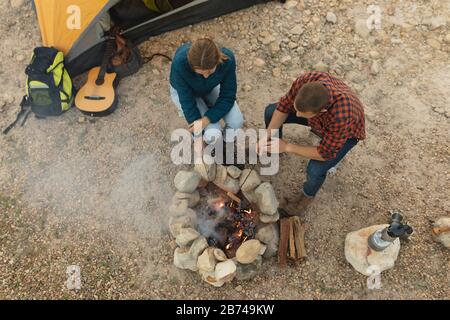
left=264, top=103, right=359, bottom=197
left=170, top=85, right=244, bottom=143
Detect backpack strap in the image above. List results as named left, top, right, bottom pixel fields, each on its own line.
left=2, top=96, right=31, bottom=135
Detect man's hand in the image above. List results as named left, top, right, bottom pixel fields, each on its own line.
left=188, top=117, right=210, bottom=135
left=258, top=137, right=290, bottom=154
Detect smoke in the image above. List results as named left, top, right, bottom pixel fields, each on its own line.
left=22, top=151, right=172, bottom=240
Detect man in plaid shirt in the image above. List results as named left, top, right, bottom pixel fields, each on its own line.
left=259, top=71, right=366, bottom=216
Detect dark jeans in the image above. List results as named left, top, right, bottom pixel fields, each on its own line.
left=264, top=103, right=358, bottom=197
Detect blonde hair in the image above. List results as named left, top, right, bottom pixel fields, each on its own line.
left=187, top=38, right=228, bottom=70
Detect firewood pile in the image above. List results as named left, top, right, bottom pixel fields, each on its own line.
left=278, top=216, right=307, bottom=266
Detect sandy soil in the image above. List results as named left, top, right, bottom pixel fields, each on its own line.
left=0, top=0, right=449, bottom=299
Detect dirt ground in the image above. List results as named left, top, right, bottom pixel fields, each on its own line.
left=0, top=0, right=449, bottom=299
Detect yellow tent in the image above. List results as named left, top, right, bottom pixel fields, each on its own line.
left=32, top=0, right=273, bottom=76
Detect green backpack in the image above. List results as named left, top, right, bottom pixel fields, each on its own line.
left=3, top=47, right=74, bottom=134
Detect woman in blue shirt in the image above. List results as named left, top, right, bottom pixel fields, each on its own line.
left=169, top=38, right=244, bottom=147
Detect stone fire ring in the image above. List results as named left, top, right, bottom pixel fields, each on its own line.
left=168, top=159, right=280, bottom=287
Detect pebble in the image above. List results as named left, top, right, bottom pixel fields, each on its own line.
left=253, top=58, right=266, bottom=67
left=77, top=117, right=86, bottom=124
left=354, top=19, right=370, bottom=38
left=280, top=55, right=292, bottom=65
left=326, top=12, right=337, bottom=24
left=313, top=61, right=328, bottom=72
left=370, top=61, right=379, bottom=75
left=10, top=0, right=25, bottom=8
left=291, top=25, right=304, bottom=35
left=427, top=38, right=441, bottom=50
left=272, top=67, right=281, bottom=78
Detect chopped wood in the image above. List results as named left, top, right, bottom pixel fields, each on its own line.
left=226, top=191, right=241, bottom=204
left=292, top=217, right=307, bottom=259
left=289, top=218, right=296, bottom=259
left=278, top=218, right=290, bottom=267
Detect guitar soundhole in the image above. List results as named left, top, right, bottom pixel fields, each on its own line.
left=85, top=96, right=106, bottom=101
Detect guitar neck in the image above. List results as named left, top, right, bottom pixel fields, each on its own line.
left=96, top=39, right=115, bottom=85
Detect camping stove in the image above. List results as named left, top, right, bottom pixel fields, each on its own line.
left=368, top=212, right=413, bottom=251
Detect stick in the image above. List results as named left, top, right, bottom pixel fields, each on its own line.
left=293, top=217, right=307, bottom=259
left=289, top=218, right=296, bottom=259
left=278, top=218, right=290, bottom=267
left=226, top=191, right=241, bottom=204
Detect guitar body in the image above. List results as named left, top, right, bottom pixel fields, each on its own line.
left=75, top=67, right=118, bottom=115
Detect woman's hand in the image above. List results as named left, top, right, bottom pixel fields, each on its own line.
left=188, top=117, right=210, bottom=135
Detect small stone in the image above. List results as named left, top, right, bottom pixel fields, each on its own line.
left=194, top=156, right=216, bottom=182
left=243, top=84, right=252, bottom=92
left=272, top=67, right=282, bottom=77
left=427, top=38, right=441, bottom=50
left=239, top=169, right=261, bottom=193
left=214, top=176, right=240, bottom=194
left=355, top=19, right=371, bottom=38
left=174, top=247, right=197, bottom=271
left=370, top=61, right=379, bottom=75
left=269, top=42, right=280, bottom=54
left=288, top=42, right=298, bottom=49
left=254, top=58, right=266, bottom=67
left=227, top=166, right=242, bottom=179
left=152, top=69, right=160, bottom=76
left=283, top=0, right=298, bottom=9
left=256, top=224, right=278, bottom=245
left=168, top=198, right=189, bottom=215
left=77, top=116, right=86, bottom=124
left=189, top=236, right=208, bottom=258
left=199, top=270, right=225, bottom=287
left=313, top=61, right=328, bottom=72
left=326, top=12, right=337, bottom=24
left=174, top=190, right=200, bottom=208
left=10, top=0, right=25, bottom=8
left=386, top=5, right=395, bottom=16
left=263, top=242, right=278, bottom=258
left=236, top=256, right=262, bottom=281
left=236, top=239, right=263, bottom=264
left=242, top=190, right=258, bottom=204
left=176, top=228, right=200, bottom=247
left=369, top=50, right=380, bottom=59
left=15, top=55, right=25, bottom=62
left=281, top=55, right=292, bottom=65
left=174, top=170, right=201, bottom=193
left=444, top=34, right=450, bottom=44
left=254, top=182, right=279, bottom=215
left=291, top=25, right=304, bottom=35
left=213, top=248, right=227, bottom=261
left=215, top=260, right=237, bottom=282
left=345, top=224, right=401, bottom=276
left=168, top=209, right=197, bottom=238
left=235, top=285, right=243, bottom=292
left=213, top=164, right=228, bottom=185
left=197, top=247, right=217, bottom=272
left=259, top=211, right=280, bottom=224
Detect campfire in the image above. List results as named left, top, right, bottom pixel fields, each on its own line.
left=204, top=196, right=258, bottom=258
left=169, top=165, right=280, bottom=287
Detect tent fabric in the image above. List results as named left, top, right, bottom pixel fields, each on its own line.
left=34, top=0, right=111, bottom=55
left=33, top=0, right=276, bottom=77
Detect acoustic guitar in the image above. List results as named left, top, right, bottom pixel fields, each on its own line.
left=75, top=38, right=119, bottom=116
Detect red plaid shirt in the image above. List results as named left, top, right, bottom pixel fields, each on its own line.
left=277, top=72, right=366, bottom=160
